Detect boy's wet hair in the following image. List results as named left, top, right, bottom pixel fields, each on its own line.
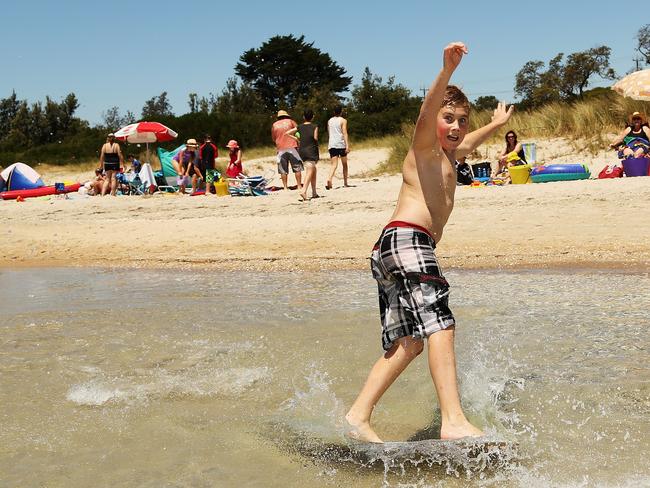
left=303, top=109, right=314, bottom=121
left=441, top=85, right=470, bottom=111
left=333, top=105, right=343, bottom=116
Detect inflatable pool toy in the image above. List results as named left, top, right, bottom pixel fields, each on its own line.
left=530, top=164, right=590, bottom=183
left=1, top=182, right=81, bottom=200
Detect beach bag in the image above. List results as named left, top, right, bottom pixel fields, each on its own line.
left=598, top=164, right=623, bottom=179
left=456, top=161, right=473, bottom=185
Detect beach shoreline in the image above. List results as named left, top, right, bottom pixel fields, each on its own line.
left=2, top=142, right=650, bottom=273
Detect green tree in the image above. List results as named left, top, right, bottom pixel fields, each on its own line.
left=188, top=93, right=199, bottom=113
left=350, top=68, right=412, bottom=114
left=214, top=77, right=265, bottom=114
left=0, top=91, right=21, bottom=142
left=235, top=34, right=351, bottom=110
left=514, top=47, right=615, bottom=108
left=471, top=95, right=499, bottom=112
left=637, top=24, right=650, bottom=65
left=562, top=47, right=616, bottom=98
left=101, top=106, right=135, bottom=130
left=7, top=101, right=30, bottom=147
left=141, top=92, right=173, bottom=119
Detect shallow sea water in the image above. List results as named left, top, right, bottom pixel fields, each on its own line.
left=0, top=267, right=649, bottom=487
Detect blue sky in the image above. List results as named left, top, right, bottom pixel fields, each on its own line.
left=0, top=0, right=643, bottom=125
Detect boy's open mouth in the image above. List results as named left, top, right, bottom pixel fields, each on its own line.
left=447, top=134, right=459, bottom=142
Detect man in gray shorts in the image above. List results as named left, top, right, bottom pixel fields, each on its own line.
left=271, top=110, right=304, bottom=190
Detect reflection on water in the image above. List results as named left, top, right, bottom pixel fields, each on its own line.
left=1, top=267, right=649, bottom=487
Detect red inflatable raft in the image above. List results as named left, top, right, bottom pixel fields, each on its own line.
left=1, top=182, right=82, bottom=200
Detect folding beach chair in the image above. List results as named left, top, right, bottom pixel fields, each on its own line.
left=227, top=170, right=274, bottom=197
left=116, top=163, right=158, bottom=195
left=522, top=142, right=537, bottom=164
left=156, top=145, right=185, bottom=192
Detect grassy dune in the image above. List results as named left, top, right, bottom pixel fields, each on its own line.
left=379, top=93, right=650, bottom=174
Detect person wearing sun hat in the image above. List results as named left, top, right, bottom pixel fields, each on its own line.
left=225, top=139, right=246, bottom=178
left=609, top=111, right=650, bottom=159
left=172, top=138, right=199, bottom=194
left=271, top=110, right=304, bottom=190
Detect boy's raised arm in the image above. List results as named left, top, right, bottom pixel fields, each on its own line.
left=412, top=42, right=468, bottom=153
left=456, top=102, right=514, bottom=159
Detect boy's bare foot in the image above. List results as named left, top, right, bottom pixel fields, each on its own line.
left=345, top=412, right=383, bottom=443
left=298, top=192, right=307, bottom=202
left=440, top=420, right=484, bottom=440
left=325, top=181, right=332, bottom=190
left=311, top=194, right=320, bottom=199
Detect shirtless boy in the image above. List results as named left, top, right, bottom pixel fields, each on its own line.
left=345, top=42, right=514, bottom=443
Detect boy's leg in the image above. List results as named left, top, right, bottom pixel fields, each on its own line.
left=311, top=164, right=319, bottom=197
left=341, top=155, right=349, bottom=187
left=278, top=153, right=289, bottom=190
left=426, top=327, right=484, bottom=439
left=327, top=156, right=338, bottom=189
left=300, top=164, right=313, bottom=199
left=346, top=336, right=424, bottom=443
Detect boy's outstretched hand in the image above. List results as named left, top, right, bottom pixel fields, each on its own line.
left=491, top=101, right=515, bottom=126
left=443, top=42, right=468, bottom=72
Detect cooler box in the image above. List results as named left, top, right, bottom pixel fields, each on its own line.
left=471, top=162, right=492, bottom=181
left=507, top=164, right=531, bottom=184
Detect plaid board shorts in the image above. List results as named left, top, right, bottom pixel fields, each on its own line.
left=370, top=222, right=455, bottom=351
left=205, top=169, right=220, bottom=184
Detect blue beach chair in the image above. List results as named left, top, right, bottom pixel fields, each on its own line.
left=227, top=171, right=273, bottom=196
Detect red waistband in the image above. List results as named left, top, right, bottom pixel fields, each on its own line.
left=384, top=220, right=434, bottom=240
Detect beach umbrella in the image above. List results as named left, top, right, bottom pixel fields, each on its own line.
left=113, top=121, right=178, bottom=164
left=611, top=69, right=650, bottom=101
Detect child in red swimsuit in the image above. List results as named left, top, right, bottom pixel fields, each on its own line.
left=225, top=140, right=245, bottom=178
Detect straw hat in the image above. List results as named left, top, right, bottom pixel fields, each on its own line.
left=629, top=111, right=647, bottom=125
left=226, top=139, right=239, bottom=149
left=276, top=110, right=290, bottom=118
left=186, top=138, right=198, bottom=147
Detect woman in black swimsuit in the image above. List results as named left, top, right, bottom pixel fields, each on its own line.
left=609, top=111, right=650, bottom=159
left=99, top=133, right=124, bottom=196
left=494, top=130, right=526, bottom=176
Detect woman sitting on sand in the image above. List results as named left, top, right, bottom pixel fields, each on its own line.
left=609, top=111, right=650, bottom=159
left=493, top=130, right=526, bottom=177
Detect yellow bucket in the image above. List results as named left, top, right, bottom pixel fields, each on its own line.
left=508, top=164, right=531, bottom=184
left=214, top=179, right=230, bottom=197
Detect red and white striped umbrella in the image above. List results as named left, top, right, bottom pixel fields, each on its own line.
left=114, top=121, right=178, bottom=143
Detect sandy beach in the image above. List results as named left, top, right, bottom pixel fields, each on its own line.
left=2, top=138, right=650, bottom=272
